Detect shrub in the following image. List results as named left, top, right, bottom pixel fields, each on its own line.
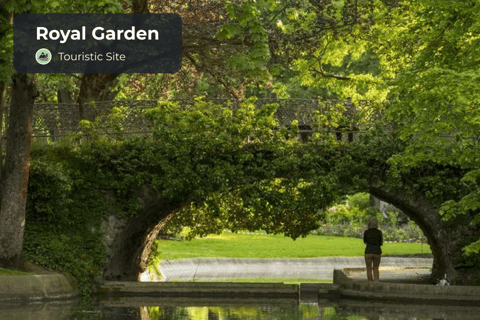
left=312, top=193, right=425, bottom=243
left=24, top=139, right=146, bottom=297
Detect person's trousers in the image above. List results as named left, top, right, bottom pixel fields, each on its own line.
left=365, top=253, right=381, bottom=281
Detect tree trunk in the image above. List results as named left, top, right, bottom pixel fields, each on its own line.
left=57, top=87, right=73, bottom=104
left=103, top=194, right=185, bottom=280
left=75, top=0, right=149, bottom=121
left=0, top=74, right=37, bottom=269
left=41, top=87, right=75, bottom=143
left=132, top=0, right=150, bottom=13
left=0, top=10, right=13, bottom=181
left=76, top=73, right=120, bottom=120
left=370, top=185, right=480, bottom=285
left=0, top=82, right=5, bottom=182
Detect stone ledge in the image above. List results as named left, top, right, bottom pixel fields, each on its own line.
left=333, top=268, right=480, bottom=303
left=0, top=274, right=79, bottom=302
left=98, top=296, right=299, bottom=307
left=97, top=281, right=299, bottom=299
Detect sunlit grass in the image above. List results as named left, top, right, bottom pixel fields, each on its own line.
left=157, top=230, right=432, bottom=260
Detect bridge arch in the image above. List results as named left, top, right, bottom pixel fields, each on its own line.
left=100, top=154, right=480, bottom=284
left=103, top=195, right=184, bottom=280
left=102, top=182, right=477, bottom=284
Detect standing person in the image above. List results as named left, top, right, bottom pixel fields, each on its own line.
left=363, top=219, right=383, bottom=281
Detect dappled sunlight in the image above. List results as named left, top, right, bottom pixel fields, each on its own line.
left=202, top=231, right=271, bottom=241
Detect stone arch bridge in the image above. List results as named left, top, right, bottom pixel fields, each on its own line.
left=6, top=98, right=477, bottom=284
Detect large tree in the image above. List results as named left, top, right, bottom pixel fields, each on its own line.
left=0, top=0, right=151, bottom=267
left=38, top=0, right=393, bottom=102
left=0, top=0, right=40, bottom=268
left=0, top=74, right=37, bottom=268
left=380, top=0, right=480, bottom=280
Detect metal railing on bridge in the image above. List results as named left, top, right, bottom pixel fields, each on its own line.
left=2, top=98, right=384, bottom=141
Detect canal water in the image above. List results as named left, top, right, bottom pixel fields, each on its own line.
left=2, top=297, right=480, bottom=320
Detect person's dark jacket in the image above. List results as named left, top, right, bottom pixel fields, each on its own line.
left=363, top=228, right=383, bottom=254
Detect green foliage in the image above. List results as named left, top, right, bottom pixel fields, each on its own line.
left=23, top=226, right=105, bottom=297
left=72, top=105, right=139, bottom=142
left=146, top=241, right=163, bottom=280
left=146, top=98, right=342, bottom=239
left=313, top=192, right=424, bottom=242
left=214, top=0, right=397, bottom=100
left=35, top=73, right=79, bottom=102
left=323, top=193, right=370, bottom=226
left=27, top=159, right=73, bottom=223
left=461, top=240, right=480, bottom=267
left=32, top=0, right=123, bottom=14
left=167, top=177, right=334, bottom=240
left=381, top=0, right=480, bottom=266
left=0, top=0, right=123, bottom=94
left=311, top=0, right=480, bottom=270
left=24, top=138, right=151, bottom=296
left=0, top=21, right=14, bottom=84
left=216, top=1, right=271, bottom=81
left=347, top=192, right=370, bottom=211
left=24, top=144, right=111, bottom=296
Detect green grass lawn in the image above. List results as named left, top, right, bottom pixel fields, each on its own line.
left=157, top=230, right=432, bottom=260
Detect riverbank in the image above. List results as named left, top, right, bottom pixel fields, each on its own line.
left=0, top=263, right=80, bottom=302
left=3, top=262, right=479, bottom=306
left=334, top=268, right=480, bottom=303
left=97, top=266, right=480, bottom=305
left=0, top=273, right=80, bottom=302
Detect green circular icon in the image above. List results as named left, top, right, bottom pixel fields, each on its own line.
left=35, top=48, right=52, bottom=65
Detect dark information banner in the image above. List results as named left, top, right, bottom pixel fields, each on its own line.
left=14, top=14, right=182, bottom=73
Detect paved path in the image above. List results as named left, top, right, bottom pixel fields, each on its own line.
left=159, top=257, right=433, bottom=281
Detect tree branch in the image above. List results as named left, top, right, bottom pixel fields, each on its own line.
left=311, top=68, right=351, bottom=81
left=184, top=52, right=240, bottom=99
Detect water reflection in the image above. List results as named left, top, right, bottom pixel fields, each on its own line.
left=1, top=298, right=479, bottom=320
left=146, top=304, right=320, bottom=320
left=94, top=302, right=476, bottom=320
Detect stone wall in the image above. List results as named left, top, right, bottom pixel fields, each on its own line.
left=101, top=215, right=127, bottom=272
left=0, top=274, right=79, bottom=301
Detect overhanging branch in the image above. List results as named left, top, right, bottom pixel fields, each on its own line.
left=311, top=68, right=351, bottom=81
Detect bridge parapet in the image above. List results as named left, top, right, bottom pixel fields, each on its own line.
left=2, top=98, right=384, bottom=140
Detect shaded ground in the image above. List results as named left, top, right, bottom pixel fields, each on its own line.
left=382, top=253, right=433, bottom=259
left=344, top=266, right=432, bottom=284
left=364, top=253, right=434, bottom=284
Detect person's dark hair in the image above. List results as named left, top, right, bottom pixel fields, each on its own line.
left=367, top=218, right=378, bottom=229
